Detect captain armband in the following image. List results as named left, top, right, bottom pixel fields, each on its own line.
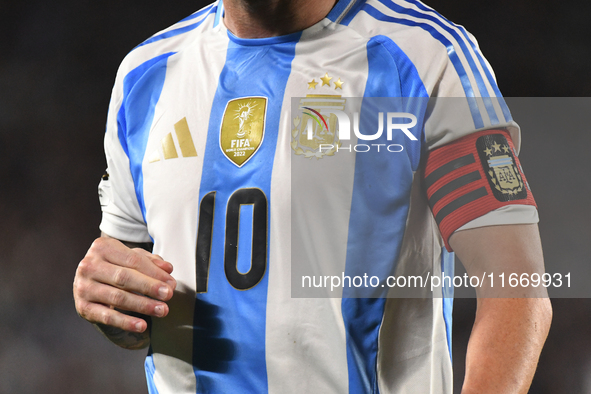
left=424, top=130, right=537, bottom=251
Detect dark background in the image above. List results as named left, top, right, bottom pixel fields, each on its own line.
left=0, top=0, right=589, bottom=392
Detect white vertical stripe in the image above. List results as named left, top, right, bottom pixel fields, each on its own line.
left=142, top=23, right=230, bottom=394
left=265, top=121, right=350, bottom=392
left=265, top=20, right=372, bottom=393
left=377, top=174, right=452, bottom=393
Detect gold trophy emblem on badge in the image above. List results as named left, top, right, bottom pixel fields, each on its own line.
left=220, top=97, right=267, bottom=167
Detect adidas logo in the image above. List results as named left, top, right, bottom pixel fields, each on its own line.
left=148, top=117, right=197, bottom=163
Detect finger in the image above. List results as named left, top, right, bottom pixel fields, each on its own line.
left=86, top=282, right=170, bottom=318
left=91, top=263, right=174, bottom=301
left=133, top=248, right=174, bottom=275
left=77, top=300, right=148, bottom=333
left=90, top=238, right=175, bottom=285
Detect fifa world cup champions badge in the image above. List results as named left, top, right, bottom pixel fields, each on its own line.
left=220, top=97, right=267, bottom=167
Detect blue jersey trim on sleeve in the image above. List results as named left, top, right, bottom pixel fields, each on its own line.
left=374, top=0, right=500, bottom=125
left=117, top=52, right=175, bottom=223
left=403, top=0, right=512, bottom=122
left=360, top=4, right=485, bottom=129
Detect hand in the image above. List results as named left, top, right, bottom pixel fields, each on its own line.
left=73, top=236, right=177, bottom=333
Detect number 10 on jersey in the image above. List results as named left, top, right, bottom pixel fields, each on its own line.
left=195, top=188, right=268, bottom=292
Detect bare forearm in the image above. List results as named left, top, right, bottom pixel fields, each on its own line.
left=461, top=297, right=552, bottom=393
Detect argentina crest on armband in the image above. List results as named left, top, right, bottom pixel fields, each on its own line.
left=476, top=134, right=527, bottom=201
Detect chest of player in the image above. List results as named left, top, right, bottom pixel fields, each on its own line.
left=139, top=37, right=422, bottom=256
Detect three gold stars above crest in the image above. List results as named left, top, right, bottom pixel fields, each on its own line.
left=308, top=72, right=344, bottom=90
left=483, top=142, right=510, bottom=156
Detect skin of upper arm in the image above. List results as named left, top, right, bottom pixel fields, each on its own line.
left=449, top=223, right=548, bottom=298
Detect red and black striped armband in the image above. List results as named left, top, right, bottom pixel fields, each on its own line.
left=424, top=129, right=537, bottom=251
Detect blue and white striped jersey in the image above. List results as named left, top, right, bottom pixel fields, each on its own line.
left=98, top=0, right=538, bottom=392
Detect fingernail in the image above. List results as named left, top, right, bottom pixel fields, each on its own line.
left=158, top=286, right=169, bottom=299
left=154, top=305, right=165, bottom=317
left=166, top=279, right=176, bottom=289
left=135, top=321, right=144, bottom=332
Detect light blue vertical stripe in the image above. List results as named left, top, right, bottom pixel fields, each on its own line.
left=192, top=34, right=300, bottom=393
left=364, top=35, right=429, bottom=169
left=341, top=298, right=387, bottom=393
left=341, top=36, right=428, bottom=394
left=117, top=52, right=175, bottom=224
left=145, top=350, right=160, bottom=394
left=441, top=248, right=454, bottom=361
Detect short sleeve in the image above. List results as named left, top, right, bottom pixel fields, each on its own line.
left=98, top=76, right=152, bottom=243
left=418, top=29, right=538, bottom=251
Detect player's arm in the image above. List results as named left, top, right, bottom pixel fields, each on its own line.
left=73, top=233, right=177, bottom=350
left=423, top=128, right=552, bottom=392
left=449, top=224, right=552, bottom=394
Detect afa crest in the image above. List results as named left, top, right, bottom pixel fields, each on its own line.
left=291, top=73, right=346, bottom=159
left=220, top=97, right=267, bottom=167
left=476, top=134, right=528, bottom=201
